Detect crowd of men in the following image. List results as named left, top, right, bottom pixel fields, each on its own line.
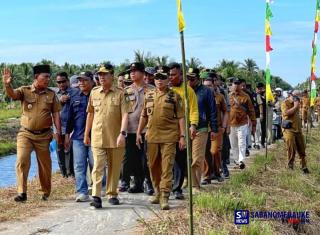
left=1, top=61, right=314, bottom=210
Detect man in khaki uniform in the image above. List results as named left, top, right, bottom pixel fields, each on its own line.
left=136, top=67, right=186, bottom=210
left=281, top=90, right=310, bottom=174
left=2, top=65, right=61, bottom=202
left=314, top=90, right=320, bottom=122
left=202, top=72, right=229, bottom=184
left=301, top=90, right=310, bottom=128
left=84, top=64, right=129, bottom=209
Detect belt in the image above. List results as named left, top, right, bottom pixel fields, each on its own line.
left=22, top=127, right=51, bottom=135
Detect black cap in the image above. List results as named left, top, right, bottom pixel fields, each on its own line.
left=33, top=65, right=51, bottom=75
left=77, top=71, right=93, bottom=80
left=232, top=78, right=241, bottom=84
left=256, top=82, right=265, bottom=88
left=187, top=68, right=200, bottom=77
left=128, top=62, right=145, bottom=72
left=154, top=66, right=170, bottom=79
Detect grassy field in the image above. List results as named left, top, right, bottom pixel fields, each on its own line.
left=0, top=103, right=21, bottom=156
left=143, top=127, right=320, bottom=235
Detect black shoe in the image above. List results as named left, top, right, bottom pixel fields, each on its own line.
left=217, top=176, right=224, bottom=182
left=245, top=149, right=250, bottom=157
left=223, top=172, right=230, bottom=179
left=108, top=197, right=120, bottom=205
left=226, top=159, right=230, bottom=165
left=41, top=194, right=49, bottom=201
left=239, top=161, right=246, bottom=169
left=201, top=179, right=211, bottom=185
left=118, top=185, right=129, bottom=192
left=128, top=186, right=144, bottom=193
left=90, top=196, right=102, bottom=209
left=248, top=146, right=252, bottom=149
left=144, top=183, right=154, bottom=196
left=302, top=168, right=310, bottom=174
left=174, top=191, right=185, bottom=200
left=14, top=193, right=27, bottom=202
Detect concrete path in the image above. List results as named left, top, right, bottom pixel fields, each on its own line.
left=0, top=145, right=267, bottom=235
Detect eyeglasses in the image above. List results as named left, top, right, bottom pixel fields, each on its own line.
left=57, top=80, right=67, bottom=84
left=154, top=76, right=168, bottom=80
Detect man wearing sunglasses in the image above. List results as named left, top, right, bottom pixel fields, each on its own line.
left=55, top=72, right=77, bottom=178
left=136, top=66, right=186, bottom=210
left=187, top=68, right=218, bottom=191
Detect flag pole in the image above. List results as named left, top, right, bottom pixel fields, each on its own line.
left=180, top=31, right=194, bottom=235
left=307, top=0, right=320, bottom=144
left=265, top=0, right=275, bottom=171
left=176, top=1, right=194, bottom=234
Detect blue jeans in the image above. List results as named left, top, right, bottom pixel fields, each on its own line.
left=73, top=140, right=106, bottom=195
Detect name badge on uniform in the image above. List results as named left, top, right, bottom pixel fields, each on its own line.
left=27, top=104, right=33, bottom=109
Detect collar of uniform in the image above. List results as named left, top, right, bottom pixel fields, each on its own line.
left=31, top=84, right=48, bottom=94
left=131, top=83, right=145, bottom=92
left=155, top=87, right=169, bottom=96
left=57, top=89, right=68, bottom=95
left=98, top=86, right=116, bottom=93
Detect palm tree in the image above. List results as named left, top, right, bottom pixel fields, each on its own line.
left=187, top=57, right=202, bottom=68
left=156, top=56, right=169, bottom=66
left=134, top=50, right=145, bottom=63
left=241, top=58, right=258, bottom=74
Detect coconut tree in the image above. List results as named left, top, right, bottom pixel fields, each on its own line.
left=187, top=57, right=202, bottom=68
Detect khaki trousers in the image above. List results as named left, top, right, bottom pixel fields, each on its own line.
left=283, top=131, right=307, bottom=168
left=16, top=130, right=52, bottom=195
left=191, top=132, right=208, bottom=188
left=92, top=147, right=124, bottom=198
left=147, top=143, right=176, bottom=194
left=210, top=128, right=223, bottom=177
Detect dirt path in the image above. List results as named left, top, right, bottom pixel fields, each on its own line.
left=0, top=145, right=267, bottom=235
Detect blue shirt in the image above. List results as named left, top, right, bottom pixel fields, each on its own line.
left=66, top=90, right=90, bottom=140
left=56, top=87, right=78, bottom=134
left=193, top=84, right=218, bottom=133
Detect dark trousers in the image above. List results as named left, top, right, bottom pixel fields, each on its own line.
left=221, top=132, right=230, bottom=174
left=57, top=134, right=74, bottom=177
left=121, top=134, right=145, bottom=189
left=261, top=118, right=267, bottom=146
left=172, top=144, right=187, bottom=194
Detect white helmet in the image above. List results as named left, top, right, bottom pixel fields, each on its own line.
left=275, top=87, right=283, bottom=92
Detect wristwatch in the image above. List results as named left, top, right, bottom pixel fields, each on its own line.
left=120, top=131, right=127, bottom=137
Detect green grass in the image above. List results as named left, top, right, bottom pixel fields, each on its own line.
left=0, top=107, right=20, bottom=121
left=0, top=141, right=16, bottom=156
left=241, top=221, right=273, bottom=235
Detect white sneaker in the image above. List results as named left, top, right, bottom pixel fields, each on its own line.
left=75, top=194, right=90, bottom=202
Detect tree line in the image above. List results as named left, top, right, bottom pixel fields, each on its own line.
left=0, top=50, right=292, bottom=97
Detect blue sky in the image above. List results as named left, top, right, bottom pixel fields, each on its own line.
left=0, top=0, right=317, bottom=86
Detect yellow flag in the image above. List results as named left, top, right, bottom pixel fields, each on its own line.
left=266, top=84, right=275, bottom=102
left=177, top=0, right=185, bottom=32
left=265, top=20, right=272, bottom=36
left=316, top=10, right=320, bottom=22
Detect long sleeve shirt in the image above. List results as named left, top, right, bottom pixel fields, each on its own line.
left=193, top=84, right=218, bottom=133
left=66, top=90, right=90, bottom=140
left=171, top=82, right=199, bottom=126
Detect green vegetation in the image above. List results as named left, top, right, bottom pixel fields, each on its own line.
left=0, top=55, right=292, bottom=99
left=143, top=127, right=320, bottom=234
left=0, top=104, right=20, bottom=156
